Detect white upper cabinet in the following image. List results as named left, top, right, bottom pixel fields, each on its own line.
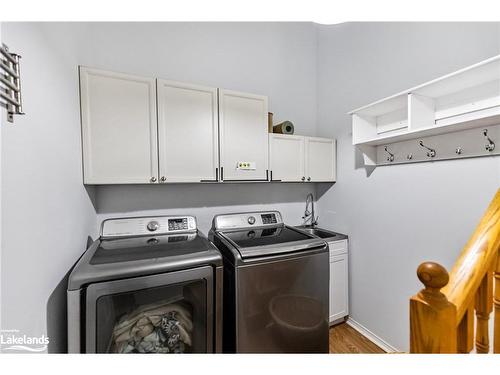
left=270, top=135, right=336, bottom=182
left=80, top=67, right=336, bottom=185
left=218, top=89, right=269, bottom=181
left=80, top=67, right=158, bottom=184
left=157, top=80, right=219, bottom=182
left=305, top=137, right=336, bottom=182
left=269, top=134, right=305, bottom=182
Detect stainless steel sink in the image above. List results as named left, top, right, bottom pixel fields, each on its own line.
left=295, top=226, right=347, bottom=241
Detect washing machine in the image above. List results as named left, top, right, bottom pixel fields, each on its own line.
left=209, top=211, right=329, bottom=353
left=67, top=215, right=222, bottom=353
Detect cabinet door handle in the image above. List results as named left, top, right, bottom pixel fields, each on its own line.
left=200, top=168, right=219, bottom=183
left=301, top=176, right=305, bottom=181
left=307, top=177, right=311, bottom=181
left=160, top=176, right=166, bottom=183
left=150, top=177, right=157, bottom=183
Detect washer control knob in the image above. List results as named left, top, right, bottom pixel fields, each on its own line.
left=247, top=216, right=256, bottom=225
left=147, top=221, right=160, bottom=232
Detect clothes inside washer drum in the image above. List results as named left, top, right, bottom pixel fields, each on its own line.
left=111, top=299, right=193, bottom=353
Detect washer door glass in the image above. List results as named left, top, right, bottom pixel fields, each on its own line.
left=86, top=267, right=213, bottom=353
left=96, top=280, right=206, bottom=353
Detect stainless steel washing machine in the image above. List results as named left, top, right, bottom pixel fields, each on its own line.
left=67, top=215, right=222, bottom=353
left=209, top=211, right=329, bottom=353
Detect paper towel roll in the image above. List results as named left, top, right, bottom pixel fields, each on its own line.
left=273, top=121, right=294, bottom=134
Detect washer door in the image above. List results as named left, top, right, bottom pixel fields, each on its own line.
left=85, top=266, right=213, bottom=353
left=236, top=251, right=329, bottom=353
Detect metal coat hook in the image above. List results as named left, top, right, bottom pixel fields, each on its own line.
left=483, top=129, right=495, bottom=152
left=384, top=146, right=395, bottom=162
left=419, top=140, right=436, bottom=158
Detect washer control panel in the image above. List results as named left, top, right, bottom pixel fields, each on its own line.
left=212, top=211, right=283, bottom=230
left=261, top=213, right=277, bottom=225
left=168, top=217, right=189, bottom=231
left=101, top=215, right=197, bottom=238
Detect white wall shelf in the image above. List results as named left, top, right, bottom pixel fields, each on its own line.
left=350, top=55, right=500, bottom=166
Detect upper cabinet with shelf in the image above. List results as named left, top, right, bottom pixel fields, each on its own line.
left=80, top=67, right=337, bottom=184
left=350, top=55, right=500, bottom=166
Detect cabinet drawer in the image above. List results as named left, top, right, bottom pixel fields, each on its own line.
left=328, top=239, right=348, bottom=257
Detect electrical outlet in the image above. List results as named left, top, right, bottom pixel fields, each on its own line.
left=236, top=161, right=256, bottom=170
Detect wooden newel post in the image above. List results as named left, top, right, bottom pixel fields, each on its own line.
left=410, top=262, right=458, bottom=353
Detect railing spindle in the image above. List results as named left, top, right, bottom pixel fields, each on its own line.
left=494, top=255, right=500, bottom=353
left=457, top=304, right=474, bottom=353
left=475, top=271, right=493, bottom=353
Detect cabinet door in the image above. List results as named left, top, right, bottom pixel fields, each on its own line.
left=219, top=89, right=269, bottom=181
left=305, top=137, right=336, bottom=182
left=157, top=80, right=219, bottom=182
left=269, top=134, right=305, bottom=182
left=80, top=67, right=158, bottom=184
left=329, top=253, right=348, bottom=323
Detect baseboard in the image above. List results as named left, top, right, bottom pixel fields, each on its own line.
left=346, top=317, right=399, bottom=353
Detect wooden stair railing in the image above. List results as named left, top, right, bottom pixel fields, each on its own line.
left=410, top=188, right=500, bottom=353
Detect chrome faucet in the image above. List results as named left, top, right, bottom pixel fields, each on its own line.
left=302, top=193, right=318, bottom=227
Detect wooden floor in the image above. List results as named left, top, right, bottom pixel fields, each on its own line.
left=329, top=323, right=385, bottom=354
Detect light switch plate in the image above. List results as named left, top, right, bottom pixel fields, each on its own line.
left=236, top=161, right=256, bottom=170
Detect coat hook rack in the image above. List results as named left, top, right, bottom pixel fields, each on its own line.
left=373, top=124, right=500, bottom=167
left=419, top=140, right=436, bottom=158
left=384, top=146, right=394, bottom=162
left=0, top=43, right=24, bottom=123
left=483, top=129, right=495, bottom=152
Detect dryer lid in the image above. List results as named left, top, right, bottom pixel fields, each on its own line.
left=219, top=226, right=325, bottom=259
left=90, top=233, right=211, bottom=265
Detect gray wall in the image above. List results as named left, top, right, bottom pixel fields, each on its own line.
left=316, top=22, right=500, bottom=351
left=0, top=23, right=98, bottom=350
